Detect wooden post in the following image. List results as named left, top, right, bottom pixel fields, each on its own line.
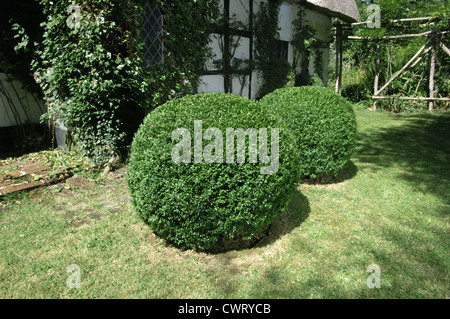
left=373, top=43, right=380, bottom=110
left=411, top=46, right=432, bottom=68
left=334, top=26, right=339, bottom=92
left=439, top=41, right=450, bottom=57
left=335, top=24, right=343, bottom=93
left=429, top=42, right=437, bottom=111
left=248, top=0, right=253, bottom=99
left=376, top=40, right=430, bottom=96
left=223, top=0, right=231, bottom=93
left=373, top=96, right=450, bottom=102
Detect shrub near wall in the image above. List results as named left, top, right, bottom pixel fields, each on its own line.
left=260, top=86, right=357, bottom=179
left=32, top=0, right=148, bottom=166
left=127, top=93, right=300, bottom=251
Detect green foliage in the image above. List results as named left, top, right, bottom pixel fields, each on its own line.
left=341, top=82, right=371, bottom=103
left=0, top=1, right=46, bottom=145
left=260, top=86, right=357, bottom=179
left=0, top=1, right=44, bottom=97
left=32, top=0, right=149, bottom=166
left=147, top=0, right=219, bottom=107
left=291, top=1, right=327, bottom=87
left=256, top=58, right=292, bottom=97
left=127, top=93, right=300, bottom=250
left=253, top=0, right=290, bottom=98
left=342, top=0, right=450, bottom=110
left=5, top=0, right=220, bottom=165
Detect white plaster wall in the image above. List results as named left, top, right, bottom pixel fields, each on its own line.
left=0, top=73, right=44, bottom=128
left=198, top=74, right=224, bottom=93
left=205, top=33, right=223, bottom=72
left=279, top=1, right=298, bottom=42
left=232, top=35, right=250, bottom=61
left=230, top=0, right=250, bottom=24
left=230, top=36, right=251, bottom=96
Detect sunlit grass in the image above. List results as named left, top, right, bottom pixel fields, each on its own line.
left=0, top=109, right=448, bottom=299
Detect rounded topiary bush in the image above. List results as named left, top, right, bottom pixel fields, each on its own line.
left=260, top=86, right=357, bottom=179
left=127, top=93, right=300, bottom=251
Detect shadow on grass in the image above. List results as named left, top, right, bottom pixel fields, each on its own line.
left=205, top=188, right=311, bottom=254
left=300, top=160, right=358, bottom=186
left=247, top=222, right=448, bottom=298
left=255, top=189, right=310, bottom=248
left=206, top=188, right=310, bottom=297
left=354, top=112, right=450, bottom=208
left=255, top=161, right=357, bottom=250
left=376, top=223, right=449, bottom=297
left=242, top=112, right=450, bottom=298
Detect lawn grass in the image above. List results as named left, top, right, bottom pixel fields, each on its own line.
left=0, top=109, right=449, bottom=299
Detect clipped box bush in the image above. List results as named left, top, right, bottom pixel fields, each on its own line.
left=260, top=86, right=357, bottom=179
left=127, top=93, right=300, bottom=250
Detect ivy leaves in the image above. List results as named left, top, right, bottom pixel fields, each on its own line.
left=33, top=0, right=149, bottom=166
left=146, top=0, right=219, bottom=107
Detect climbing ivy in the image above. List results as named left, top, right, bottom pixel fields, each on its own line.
left=29, top=0, right=220, bottom=166
left=213, top=9, right=252, bottom=95
left=147, top=0, right=220, bottom=107
left=253, top=0, right=328, bottom=97
left=253, top=0, right=289, bottom=98
left=291, top=0, right=327, bottom=86
left=32, top=0, right=149, bottom=166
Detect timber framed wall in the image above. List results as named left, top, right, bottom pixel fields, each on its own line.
left=199, top=0, right=332, bottom=99
left=200, top=0, right=257, bottom=99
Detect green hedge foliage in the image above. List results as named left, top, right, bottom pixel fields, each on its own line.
left=127, top=93, right=300, bottom=250
left=32, top=0, right=149, bottom=166
left=260, top=86, right=357, bottom=179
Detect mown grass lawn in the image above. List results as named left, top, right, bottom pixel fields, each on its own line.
left=0, top=109, right=449, bottom=299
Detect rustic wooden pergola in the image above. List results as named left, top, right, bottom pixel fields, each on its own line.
left=334, top=17, right=450, bottom=111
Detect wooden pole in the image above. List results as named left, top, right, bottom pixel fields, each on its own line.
left=335, top=24, right=343, bottom=93
left=248, top=0, right=253, bottom=99
left=439, top=41, right=450, bottom=57
left=347, top=30, right=450, bottom=40
left=372, top=96, right=450, bottom=101
left=223, top=0, right=231, bottom=93
left=376, top=40, right=430, bottom=95
left=390, top=17, right=432, bottom=23
left=351, top=17, right=432, bottom=27
left=373, top=43, right=380, bottom=110
left=429, top=43, right=437, bottom=111
left=411, top=46, right=432, bottom=68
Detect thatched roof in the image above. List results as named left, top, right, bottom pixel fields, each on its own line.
left=306, top=0, right=360, bottom=22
